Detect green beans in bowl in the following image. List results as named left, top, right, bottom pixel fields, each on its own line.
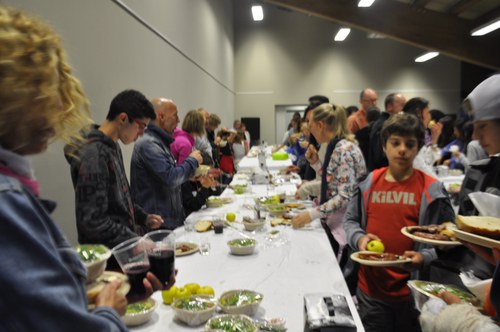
left=218, top=290, right=263, bottom=316
left=227, top=238, right=257, bottom=256
left=76, top=244, right=111, bottom=283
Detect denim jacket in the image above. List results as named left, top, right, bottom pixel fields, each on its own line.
left=0, top=174, right=127, bottom=332
left=131, top=124, right=198, bottom=229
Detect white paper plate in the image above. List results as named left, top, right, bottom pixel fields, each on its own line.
left=176, top=242, right=199, bottom=257
left=350, top=251, right=411, bottom=267
left=453, top=228, right=500, bottom=249
left=401, top=226, right=461, bottom=247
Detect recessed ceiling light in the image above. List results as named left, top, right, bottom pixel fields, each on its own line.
left=358, top=0, right=375, bottom=7
left=252, top=5, right=264, bottom=21
left=415, top=52, right=439, bottom=63
left=471, top=18, right=500, bottom=36
left=334, top=28, right=351, bottom=41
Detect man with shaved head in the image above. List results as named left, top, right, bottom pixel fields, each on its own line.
left=131, top=98, right=202, bottom=230
left=348, top=88, right=378, bottom=134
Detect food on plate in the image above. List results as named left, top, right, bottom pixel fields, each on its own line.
left=366, top=240, right=385, bottom=253
left=286, top=202, right=305, bottom=210
left=255, top=195, right=280, bottom=206
left=228, top=238, right=256, bottom=247
left=176, top=242, right=198, bottom=255
left=456, top=215, right=500, bottom=239
left=358, top=252, right=403, bottom=261
left=407, top=223, right=457, bottom=241
left=86, top=272, right=127, bottom=304
left=206, top=196, right=233, bottom=207
left=173, top=295, right=216, bottom=310
left=227, top=239, right=257, bottom=255
left=409, top=280, right=481, bottom=307
left=447, top=183, right=461, bottom=193
left=270, top=218, right=290, bottom=227
left=231, top=184, right=247, bottom=194
left=205, top=314, right=257, bottom=332
left=195, top=220, right=213, bottom=232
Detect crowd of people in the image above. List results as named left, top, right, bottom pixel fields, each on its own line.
left=1, top=5, right=499, bottom=332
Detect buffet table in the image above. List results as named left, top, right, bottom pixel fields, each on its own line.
left=237, top=146, right=292, bottom=172
left=130, top=183, right=364, bottom=331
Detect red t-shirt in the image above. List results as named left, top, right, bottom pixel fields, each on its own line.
left=358, top=168, right=428, bottom=302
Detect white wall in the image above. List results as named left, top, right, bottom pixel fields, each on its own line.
left=2, top=0, right=235, bottom=244
left=233, top=1, right=462, bottom=144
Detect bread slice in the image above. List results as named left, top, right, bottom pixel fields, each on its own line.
left=195, top=220, right=213, bottom=232
left=455, top=215, right=500, bottom=239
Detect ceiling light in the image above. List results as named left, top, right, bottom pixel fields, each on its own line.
left=471, top=18, right=500, bottom=36
left=358, top=0, right=375, bottom=7
left=252, top=5, right=264, bottom=21
left=334, top=28, right=351, bottom=42
left=415, top=52, right=439, bottom=63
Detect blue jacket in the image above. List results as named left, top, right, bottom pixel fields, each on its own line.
left=343, top=168, right=455, bottom=280
left=0, top=174, right=127, bottom=332
left=131, top=124, right=198, bottom=229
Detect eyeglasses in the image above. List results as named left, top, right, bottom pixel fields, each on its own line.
left=130, top=117, right=148, bottom=130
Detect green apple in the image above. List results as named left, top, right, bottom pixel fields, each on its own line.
left=162, top=286, right=178, bottom=305
left=226, top=213, right=236, bottom=222
left=184, top=283, right=200, bottom=294
left=367, top=240, right=385, bottom=253
left=196, top=285, right=215, bottom=296
left=174, top=287, right=191, bottom=300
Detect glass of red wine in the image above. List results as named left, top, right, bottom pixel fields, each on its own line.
left=112, top=237, right=150, bottom=299
left=142, top=230, right=175, bottom=286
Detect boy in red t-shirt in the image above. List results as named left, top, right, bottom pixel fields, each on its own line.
left=343, top=113, right=455, bottom=332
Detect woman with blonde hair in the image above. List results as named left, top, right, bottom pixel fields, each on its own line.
left=292, top=103, right=366, bottom=260
left=171, top=109, right=205, bottom=165
left=0, top=6, right=144, bottom=331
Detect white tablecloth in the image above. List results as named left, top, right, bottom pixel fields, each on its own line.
left=130, top=184, right=364, bottom=332
left=237, top=155, right=292, bottom=172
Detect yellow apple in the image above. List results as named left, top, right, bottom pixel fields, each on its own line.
left=162, top=286, right=178, bottom=305
left=184, top=283, right=200, bottom=294
left=367, top=240, right=385, bottom=253
left=226, top=213, right=236, bottom=222
left=174, top=287, right=191, bottom=300
left=196, top=285, right=215, bottom=296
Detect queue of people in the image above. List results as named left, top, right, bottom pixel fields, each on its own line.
left=1, top=4, right=499, bottom=332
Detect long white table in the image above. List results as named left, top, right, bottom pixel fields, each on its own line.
left=130, top=184, right=364, bottom=331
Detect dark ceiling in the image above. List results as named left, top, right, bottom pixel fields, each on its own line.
left=264, top=0, right=500, bottom=70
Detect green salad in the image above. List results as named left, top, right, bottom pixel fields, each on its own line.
left=207, top=315, right=256, bottom=332
left=125, top=301, right=154, bottom=315
left=76, top=244, right=109, bottom=263
left=174, top=297, right=214, bottom=311
left=413, top=281, right=480, bottom=306
left=220, top=290, right=263, bottom=307
left=228, top=239, right=256, bottom=247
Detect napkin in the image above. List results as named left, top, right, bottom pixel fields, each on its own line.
left=459, top=270, right=492, bottom=304
left=469, top=192, right=500, bottom=217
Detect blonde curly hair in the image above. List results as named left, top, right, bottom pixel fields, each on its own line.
left=0, top=6, right=91, bottom=153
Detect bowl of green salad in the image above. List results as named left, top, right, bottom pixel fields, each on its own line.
left=204, top=314, right=258, bottom=332
left=227, top=238, right=257, bottom=256
left=76, top=244, right=111, bottom=283
left=122, top=298, right=157, bottom=326
left=173, top=295, right=216, bottom=326
left=218, top=290, right=263, bottom=316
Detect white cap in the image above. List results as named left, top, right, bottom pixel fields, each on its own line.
left=464, top=74, right=500, bottom=121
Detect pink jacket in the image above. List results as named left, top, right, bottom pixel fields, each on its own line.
left=171, top=128, right=195, bottom=165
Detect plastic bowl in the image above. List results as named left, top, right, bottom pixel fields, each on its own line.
left=227, top=238, right=257, bottom=256
left=195, top=165, right=210, bottom=177
left=172, top=295, right=216, bottom=326
left=242, top=218, right=265, bottom=232
left=76, top=244, right=111, bottom=283
left=267, top=204, right=287, bottom=217
left=122, top=298, right=157, bottom=326
left=205, top=314, right=258, bottom=332
left=218, top=290, right=263, bottom=316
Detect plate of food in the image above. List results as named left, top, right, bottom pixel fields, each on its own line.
left=408, top=280, right=481, bottom=310
left=350, top=251, right=412, bottom=267
left=401, top=223, right=461, bottom=247
left=206, top=196, right=233, bottom=208
left=454, top=215, right=500, bottom=249
left=176, top=242, right=199, bottom=256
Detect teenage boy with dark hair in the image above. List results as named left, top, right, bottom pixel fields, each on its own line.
left=67, top=89, right=164, bottom=251
left=343, top=113, right=454, bottom=332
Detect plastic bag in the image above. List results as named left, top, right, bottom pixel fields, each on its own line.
left=468, top=192, right=500, bottom=217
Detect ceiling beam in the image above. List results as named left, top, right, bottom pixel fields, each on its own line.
left=411, top=0, right=432, bottom=8
left=448, top=0, right=482, bottom=16
left=265, top=0, right=500, bottom=70
left=473, top=4, right=500, bottom=27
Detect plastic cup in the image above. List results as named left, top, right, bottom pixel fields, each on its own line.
left=112, top=237, right=150, bottom=298
left=142, top=230, right=175, bottom=286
